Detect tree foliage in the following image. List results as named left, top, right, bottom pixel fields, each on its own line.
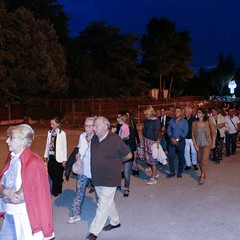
left=67, top=21, right=148, bottom=98
left=140, top=17, right=193, bottom=98
left=0, top=3, right=67, bottom=114
left=211, top=54, right=236, bottom=96
left=4, top=0, right=69, bottom=44
left=185, top=54, right=237, bottom=97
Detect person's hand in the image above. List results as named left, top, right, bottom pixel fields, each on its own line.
left=62, top=161, right=67, bottom=168
left=75, top=152, right=81, bottom=160
left=171, top=138, right=178, bottom=145
left=3, top=189, right=21, bottom=204
left=111, top=127, right=117, bottom=133
left=195, top=146, right=199, bottom=152
left=16, top=187, right=24, bottom=202
left=161, top=126, right=166, bottom=134
left=156, top=139, right=160, bottom=149
left=211, top=143, right=215, bottom=149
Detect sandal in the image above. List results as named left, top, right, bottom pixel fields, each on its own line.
left=89, top=186, right=95, bottom=193
left=123, top=190, right=130, bottom=197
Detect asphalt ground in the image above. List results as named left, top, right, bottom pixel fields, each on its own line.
left=0, top=126, right=240, bottom=240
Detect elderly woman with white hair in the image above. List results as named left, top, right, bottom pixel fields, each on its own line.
left=0, top=124, right=54, bottom=239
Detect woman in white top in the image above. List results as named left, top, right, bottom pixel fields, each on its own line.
left=44, top=117, right=67, bottom=197
left=67, top=116, right=95, bottom=224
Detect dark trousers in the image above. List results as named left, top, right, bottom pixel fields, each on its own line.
left=48, top=155, right=64, bottom=194
left=225, top=132, right=238, bottom=156
left=168, top=140, right=186, bottom=174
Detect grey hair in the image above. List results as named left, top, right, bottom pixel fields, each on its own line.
left=95, top=116, right=111, bottom=130
left=85, top=116, right=97, bottom=122
left=7, top=124, right=34, bottom=148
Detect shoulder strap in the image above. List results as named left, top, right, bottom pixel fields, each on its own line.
left=81, top=144, right=90, bottom=160
left=228, top=117, right=238, bottom=131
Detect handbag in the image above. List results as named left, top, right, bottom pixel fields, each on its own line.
left=72, top=156, right=84, bottom=175
left=72, top=145, right=90, bottom=175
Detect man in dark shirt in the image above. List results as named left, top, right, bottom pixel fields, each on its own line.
left=86, top=116, right=132, bottom=240
left=184, top=107, right=198, bottom=170
left=167, top=107, right=188, bottom=178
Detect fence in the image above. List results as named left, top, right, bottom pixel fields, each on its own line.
left=0, top=96, right=225, bottom=127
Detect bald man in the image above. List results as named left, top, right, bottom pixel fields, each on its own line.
left=86, top=116, right=132, bottom=240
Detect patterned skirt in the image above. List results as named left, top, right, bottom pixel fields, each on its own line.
left=140, top=136, right=158, bottom=166
left=213, top=137, right=224, bottom=160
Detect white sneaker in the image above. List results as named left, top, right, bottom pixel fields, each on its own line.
left=147, top=179, right=157, bottom=185
left=67, top=215, right=81, bottom=224
left=145, top=166, right=151, bottom=172
left=155, top=173, right=160, bottom=179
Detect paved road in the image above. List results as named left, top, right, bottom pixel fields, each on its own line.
left=0, top=127, right=240, bottom=240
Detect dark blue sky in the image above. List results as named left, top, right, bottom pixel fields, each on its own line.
left=58, top=0, right=240, bottom=68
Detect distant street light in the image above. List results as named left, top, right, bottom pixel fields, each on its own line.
left=228, top=80, right=237, bottom=94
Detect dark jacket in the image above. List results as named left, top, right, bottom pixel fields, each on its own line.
left=65, top=147, right=79, bottom=180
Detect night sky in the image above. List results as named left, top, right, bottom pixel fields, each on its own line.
left=58, top=0, right=240, bottom=68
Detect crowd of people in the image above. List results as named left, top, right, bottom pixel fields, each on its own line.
left=0, top=105, right=239, bottom=239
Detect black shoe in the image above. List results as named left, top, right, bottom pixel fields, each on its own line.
left=166, top=173, right=175, bottom=178
left=132, top=170, right=139, bottom=177
left=177, top=173, right=182, bottom=178
left=193, top=164, right=198, bottom=170
left=123, top=190, right=130, bottom=197
left=184, top=166, right=191, bottom=170
left=89, top=186, right=95, bottom=193
left=103, top=223, right=121, bottom=231
left=117, top=186, right=121, bottom=190
left=216, top=159, right=220, bottom=164
left=52, top=194, right=59, bottom=197
left=86, top=233, right=97, bottom=240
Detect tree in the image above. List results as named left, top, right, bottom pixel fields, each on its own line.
left=67, top=21, right=147, bottom=98
left=0, top=5, right=68, bottom=116
left=186, top=54, right=237, bottom=97
left=4, top=0, right=69, bottom=44
left=140, top=17, right=193, bottom=98
left=211, top=54, right=236, bottom=96
left=0, top=2, right=17, bottom=105
left=184, top=68, right=212, bottom=97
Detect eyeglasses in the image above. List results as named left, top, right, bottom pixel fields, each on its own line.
left=84, top=124, right=93, bottom=128
left=6, top=136, right=22, bottom=141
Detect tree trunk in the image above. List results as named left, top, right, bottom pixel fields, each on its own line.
left=163, top=79, right=166, bottom=99
left=159, top=73, right=162, bottom=99
left=168, top=76, right=174, bottom=99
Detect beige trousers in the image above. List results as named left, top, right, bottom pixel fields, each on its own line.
left=197, top=146, right=211, bottom=174
left=89, top=186, right=120, bottom=236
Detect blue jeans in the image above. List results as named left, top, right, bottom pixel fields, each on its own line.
left=123, top=160, right=133, bottom=190
left=168, top=140, right=186, bottom=174
left=0, top=214, right=16, bottom=240
left=71, top=174, right=90, bottom=216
